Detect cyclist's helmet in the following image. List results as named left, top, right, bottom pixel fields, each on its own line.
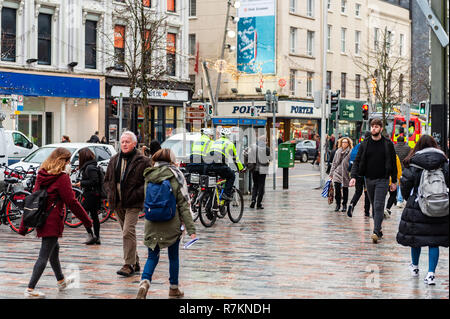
left=201, top=128, right=213, bottom=136
left=219, top=128, right=231, bottom=137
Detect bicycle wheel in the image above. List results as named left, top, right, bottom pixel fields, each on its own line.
left=6, top=192, right=33, bottom=234
left=198, top=191, right=216, bottom=227
left=98, top=199, right=111, bottom=224
left=227, top=187, right=244, bottom=223
left=64, top=188, right=84, bottom=228
left=190, top=188, right=200, bottom=222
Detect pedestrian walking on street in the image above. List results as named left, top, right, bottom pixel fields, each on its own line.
left=18, top=148, right=93, bottom=298
left=346, top=132, right=371, bottom=218
left=350, top=118, right=398, bottom=244
left=73, top=148, right=102, bottom=245
left=61, top=135, right=71, bottom=143
left=104, top=131, right=152, bottom=277
left=141, top=139, right=161, bottom=159
left=87, top=131, right=100, bottom=143
left=384, top=154, right=402, bottom=218
left=396, top=135, right=449, bottom=286
left=312, top=134, right=320, bottom=166
left=329, top=137, right=353, bottom=213
left=101, top=136, right=107, bottom=144
left=136, top=148, right=196, bottom=299
left=394, top=135, right=411, bottom=207
left=247, top=135, right=271, bottom=209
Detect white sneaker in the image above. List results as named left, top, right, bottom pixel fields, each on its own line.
left=409, top=264, right=419, bottom=277
left=384, top=209, right=391, bottom=219
left=57, top=276, right=76, bottom=291
left=424, top=273, right=436, bottom=285
left=24, top=289, right=46, bottom=298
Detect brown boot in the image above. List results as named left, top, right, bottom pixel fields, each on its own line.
left=116, top=264, right=135, bottom=277
left=169, top=285, right=184, bottom=298
left=136, top=279, right=150, bottom=299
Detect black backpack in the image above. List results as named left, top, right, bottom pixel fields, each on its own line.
left=96, top=166, right=107, bottom=199
left=22, top=188, right=58, bottom=228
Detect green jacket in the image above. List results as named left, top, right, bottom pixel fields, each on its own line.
left=143, top=165, right=196, bottom=250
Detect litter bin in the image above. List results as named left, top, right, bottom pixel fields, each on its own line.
left=278, top=142, right=295, bottom=189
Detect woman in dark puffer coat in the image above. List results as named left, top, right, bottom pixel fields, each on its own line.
left=396, top=135, right=449, bottom=286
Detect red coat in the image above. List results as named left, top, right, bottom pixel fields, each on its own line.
left=19, top=170, right=92, bottom=237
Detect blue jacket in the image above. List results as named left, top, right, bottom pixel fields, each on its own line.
left=348, top=143, right=361, bottom=172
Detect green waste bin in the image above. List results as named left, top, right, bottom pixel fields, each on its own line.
left=278, top=142, right=295, bottom=168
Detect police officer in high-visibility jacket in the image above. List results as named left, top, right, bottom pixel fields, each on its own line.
left=207, top=128, right=245, bottom=201
left=187, top=128, right=214, bottom=174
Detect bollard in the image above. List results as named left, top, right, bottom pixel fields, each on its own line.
left=283, top=167, right=289, bottom=189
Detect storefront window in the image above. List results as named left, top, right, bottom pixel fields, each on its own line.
left=337, top=120, right=356, bottom=143
left=176, top=107, right=184, bottom=130
left=290, top=119, right=318, bottom=141
left=153, top=106, right=164, bottom=143
left=166, top=106, right=175, bottom=138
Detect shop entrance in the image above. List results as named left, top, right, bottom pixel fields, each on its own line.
left=17, top=112, right=49, bottom=147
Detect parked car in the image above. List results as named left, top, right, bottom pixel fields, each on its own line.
left=160, top=132, right=201, bottom=162
left=4, top=130, right=39, bottom=165
left=8, top=143, right=117, bottom=185
left=295, top=139, right=317, bottom=162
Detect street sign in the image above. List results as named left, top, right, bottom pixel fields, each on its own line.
left=278, top=78, right=287, bottom=88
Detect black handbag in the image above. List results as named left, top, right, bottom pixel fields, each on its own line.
left=22, top=188, right=58, bottom=228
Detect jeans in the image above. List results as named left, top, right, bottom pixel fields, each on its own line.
left=251, top=171, right=266, bottom=206
left=411, top=247, right=440, bottom=273
left=365, top=178, right=389, bottom=234
left=142, top=239, right=180, bottom=286
left=28, top=237, right=64, bottom=289
left=397, top=184, right=403, bottom=203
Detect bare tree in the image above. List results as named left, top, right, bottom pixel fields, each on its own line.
left=353, top=27, right=411, bottom=130
left=100, top=0, right=178, bottom=145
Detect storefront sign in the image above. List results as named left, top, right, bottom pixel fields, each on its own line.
left=290, top=106, right=313, bottom=114
left=111, top=86, right=188, bottom=101
left=219, top=101, right=320, bottom=119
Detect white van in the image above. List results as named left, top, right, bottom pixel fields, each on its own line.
left=160, top=132, right=201, bottom=161
left=4, top=130, right=39, bottom=165
left=0, top=127, right=7, bottom=168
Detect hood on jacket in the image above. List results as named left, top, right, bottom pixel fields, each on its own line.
left=411, top=148, right=448, bottom=170
left=36, top=169, right=64, bottom=188
left=143, top=165, right=174, bottom=184
left=80, top=159, right=98, bottom=171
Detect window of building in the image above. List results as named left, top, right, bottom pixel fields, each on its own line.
left=85, top=20, right=97, bottom=69
left=307, top=72, right=313, bottom=97
left=355, top=30, right=361, bottom=55
left=38, top=13, right=52, bottom=65
left=327, top=25, right=331, bottom=51
left=355, top=3, right=361, bottom=16
left=326, top=71, right=332, bottom=90
left=1, top=7, right=16, bottom=62
left=189, top=0, right=196, bottom=16
left=341, top=72, right=347, bottom=97
left=355, top=74, right=361, bottom=99
left=341, top=0, right=347, bottom=13
left=167, top=0, right=176, bottom=12
left=307, top=30, right=314, bottom=56
left=341, top=28, right=346, bottom=53
left=374, top=27, right=379, bottom=50
left=189, top=33, right=196, bottom=55
left=307, top=0, right=314, bottom=17
left=167, top=32, right=176, bottom=76
left=290, top=27, right=297, bottom=54
left=289, top=0, right=296, bottom=13
left=114, top=25, right=125, bottom=71
left=289, top=69, right=296, bottom=96
left=400, top=33, right=404, bottom=56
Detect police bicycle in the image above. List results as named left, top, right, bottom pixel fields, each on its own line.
left=197, top=171, right=244, bottom=227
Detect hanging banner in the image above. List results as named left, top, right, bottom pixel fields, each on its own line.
left=237, top=0, right=276, bottom=75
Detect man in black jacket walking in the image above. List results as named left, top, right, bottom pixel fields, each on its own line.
left=350, top=118, right=398, bottom=243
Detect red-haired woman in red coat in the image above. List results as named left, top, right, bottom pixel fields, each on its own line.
left=19, top=147, right=92, bottom=298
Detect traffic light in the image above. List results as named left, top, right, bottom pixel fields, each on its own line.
left=207, top=104, right=213, bottom=116
left=362, top=103, right=369, bottom=120
left=111, top=98, right=118, bottom=117
left=330, top=90, right=340, bottom=112
left=250, top=106, right=255, bottom=117
left=419, top=101, right=427, bottom=115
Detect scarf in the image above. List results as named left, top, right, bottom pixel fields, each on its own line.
left=154, top=161, right=191, bottom=206
left=115, top=147, right=137, bottom=183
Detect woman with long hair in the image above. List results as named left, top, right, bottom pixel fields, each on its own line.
left=136, top=148, right=196, bottom=299
left=19, top=148, right=92, bottom=298
left=329, top=137, right=353, bottom=212
left=397, top=135, right=449, bottom=285
left=73, top=148, right=101, bottom=245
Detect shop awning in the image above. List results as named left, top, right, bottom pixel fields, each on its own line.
left=0, top=71, right=100, bottom=99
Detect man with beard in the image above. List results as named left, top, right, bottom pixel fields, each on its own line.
left=349, top=118, right=398, bottom=244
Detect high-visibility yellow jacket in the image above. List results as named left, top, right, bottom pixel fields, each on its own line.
left=209, top=137, right=244, bottom=171
left=390, top=155, right=402, bottom=186
left=191, top=134, right=212, bottom=157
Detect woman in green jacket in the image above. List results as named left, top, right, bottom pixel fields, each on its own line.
left=136, top=148, right=196, bottom=299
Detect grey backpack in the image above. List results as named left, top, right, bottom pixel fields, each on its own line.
left=411, top=164, right=449, bottom=217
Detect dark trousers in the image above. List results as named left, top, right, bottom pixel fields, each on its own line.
left=350, top=176, right=371, bottom=214
left=207, top=164, right=235, bottom=196
left=251, top=171, right=266, bottom=205
left=334, top=182, right=348, bottom=207
left=365, top=178, right=389, bottom=234
left=83, top=193, right=100, bottom=238
left=28, top=237, right=64, bottom=289
left=386, top=189, right=397, bottom=210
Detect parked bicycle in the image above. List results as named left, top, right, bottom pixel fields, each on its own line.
left=197, top=172, right=244, bottom=227
left=0, top=165, right=33, bottom=234
left=184, top=171, right=201, bottom=222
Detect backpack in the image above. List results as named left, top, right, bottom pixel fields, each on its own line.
left=22, top=188, right=58, bottom=228
left=96, top=165, right=107, bottom=199
left=144, top=179, right=177, bottom=222
left=411, top=164, right=449, bottom=218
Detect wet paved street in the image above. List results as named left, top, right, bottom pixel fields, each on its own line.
left=0, top=163, right=448, bottom=299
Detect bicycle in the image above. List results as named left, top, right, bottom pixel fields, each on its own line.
left=198, top=172, right=244, bottom=227
left=184, top=171, right=201, bottom=222
left=0, top=165, right=33, bottom=234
